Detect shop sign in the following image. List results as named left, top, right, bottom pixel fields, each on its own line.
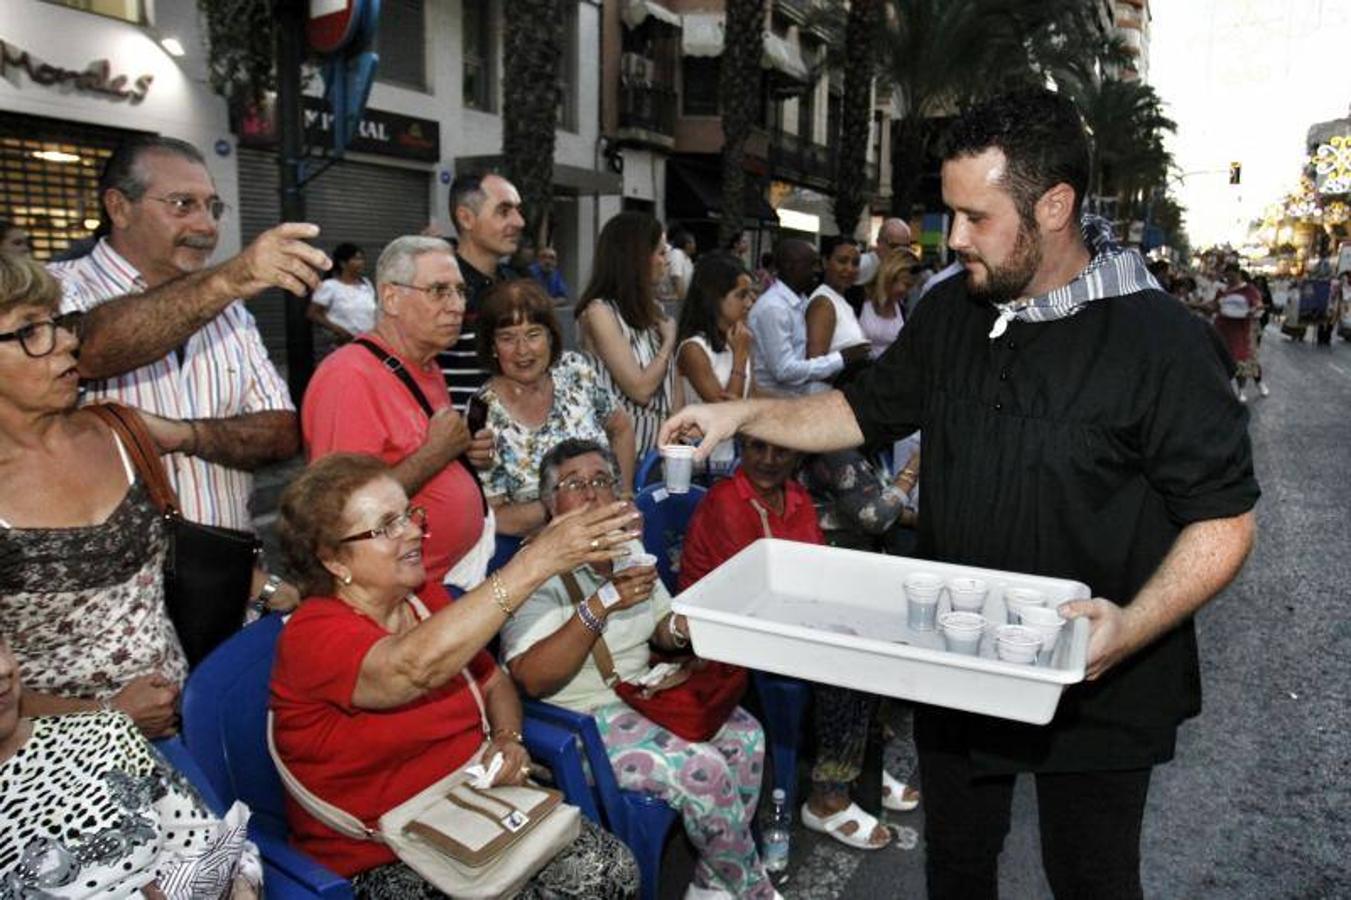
left=1, top=38, right=153, bottom=104
left=236, top=96, right=440, bottom=163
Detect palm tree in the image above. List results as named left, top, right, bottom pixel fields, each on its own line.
left=718, top=0, right=767, bottom=249
left=832, top=0, right=882, bottom=238
left=875, top=0, right=1108, bottom=215
left=1073, top=77, right=1176, bottom=220
left=503, top=0, right=563, bottom=243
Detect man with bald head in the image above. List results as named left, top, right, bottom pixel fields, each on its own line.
left=748, top=239, right=870, bottom=396
left=856, top=217, right=913, bottom=288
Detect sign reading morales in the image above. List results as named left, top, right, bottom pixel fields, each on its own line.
left=1, top=38, right=154, bottom=104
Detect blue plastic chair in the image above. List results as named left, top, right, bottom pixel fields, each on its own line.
left=751, top=672, right=811, bottom=812
left=486, top=532, right=523, bottom=576
left=523, top=699, right=678, bottom=900
left=181, top=614, right=599, bottom=898
left=633, top=482, right=707, bottom=593
left=635, top=449, right=663, bottom=489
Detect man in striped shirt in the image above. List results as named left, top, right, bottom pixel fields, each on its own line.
left=49, top=136, right=331, bottom=611
left=439, top=172, right=525, bottom=408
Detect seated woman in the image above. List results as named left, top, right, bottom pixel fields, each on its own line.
left=476, top=279, right=636, bottom=537
left=680, top=437, right=896, bottom=851
left=0, top=254, right=183, bottom=738
left=0, top=633, right=262, bottom=897
left=270, top=453, right=640, bottom=898
left=674, top=252, right=757, bottom=472
left=503, top=440, right=779, bottom=900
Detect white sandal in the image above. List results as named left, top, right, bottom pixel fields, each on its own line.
left=800, top=801, right=891, bottom=850
left=882, top=769, right=921, bottom=812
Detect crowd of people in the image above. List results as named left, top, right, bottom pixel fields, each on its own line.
left=1, top=86, right=1262, bottom=900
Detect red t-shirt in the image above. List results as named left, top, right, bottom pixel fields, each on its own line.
left=270, top=583, right=499, bottom=876
left=302, top=333, right=484, bottom=584
left=679, top=468, right=823, bottom=590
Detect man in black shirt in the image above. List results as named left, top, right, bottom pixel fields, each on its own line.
left=439, top=172, right=525, bottom=408
left=659, top=90, right=1258, bottom=899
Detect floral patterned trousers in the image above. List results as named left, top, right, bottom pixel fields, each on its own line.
left=593, top=702, right=777, bottom=900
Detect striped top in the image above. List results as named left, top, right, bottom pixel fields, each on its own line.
left=49, top=239, right=294, bottom=532
left=580, top=298, right=673, bottom=459
left=436, top=255, right=517, bottom=410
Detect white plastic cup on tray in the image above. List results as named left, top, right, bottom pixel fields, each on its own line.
left=939, top=611, right=987, bottom=655
left=1003, top=587, right=1047, bottom=625
left=660, top=444, right=696, bottom=494
left=1017, top=604, right=1066, bottom=654
left=994, top=624, right=1042, bottom=664
left=904, top=572, right=944, bottom=631
left=947, top=577, right=989, bottom=613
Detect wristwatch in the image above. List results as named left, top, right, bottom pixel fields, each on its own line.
left=251, top=574, right=283, bottom=615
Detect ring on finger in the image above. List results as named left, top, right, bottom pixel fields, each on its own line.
left=590, top=538, right=600, bottom=550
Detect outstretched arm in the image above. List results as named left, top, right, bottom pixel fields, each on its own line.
left=143, top=410, right=300, bottom=471
left=70, top=224, right=330, bottom=378
left=659, top=389, right=865, bottom=461
left=1060, top=510, right=1256, bottom=680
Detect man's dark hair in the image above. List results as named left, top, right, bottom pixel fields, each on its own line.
left=942, top=89, right=1090, bottom=228
left=819, top=234, right=857, bottom=260
left=96, top=136, right=207, bottom=236
left=449, top=171, right=500, bottom=226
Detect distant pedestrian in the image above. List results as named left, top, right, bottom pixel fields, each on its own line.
left=530, top=245, right=571, bottom=299
left=307, top=242, right=375, bottom=345
left=1214, top=262, right=1267, bottom=401
left=855, top=217, right=913, bottom=289
left=661, top=226, right=696, bottom=302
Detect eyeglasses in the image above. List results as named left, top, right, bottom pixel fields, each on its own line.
left=339, top=506, right=429, bottom=543
left=144, top=194, right=228, bottom=221
left=0, top=314, right=79, bottom=358
left=552, top=475, right=619, bottom=496
left=389, top=281, right=468, bottom=304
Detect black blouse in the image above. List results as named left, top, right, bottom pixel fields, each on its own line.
left=843, top=278, right=1259, bottom=774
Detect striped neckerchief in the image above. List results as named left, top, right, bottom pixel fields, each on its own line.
left=988, top=215, right=1162, bottom=339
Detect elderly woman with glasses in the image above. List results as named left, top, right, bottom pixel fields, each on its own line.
left=502, top=439, right=780, bottom=900
left=474, top=279, right=636, bottom=537
left=0, top=254, right=184, bottom=738
left=270, top=452, right=640, bottom=898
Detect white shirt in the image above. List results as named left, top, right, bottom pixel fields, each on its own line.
left=50, top=239, right=294, bottom=531
left=748, top=279, right=844, bottom=397
left=676, top=334, right=749, bottom=466
left=311, top=277, right=376, bottom=335
left=808, top=283, right=868, bottom=354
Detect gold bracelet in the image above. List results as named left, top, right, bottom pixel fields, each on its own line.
left=492, top=727, right=524, bottom=744
left=490, top=571, right=514, bottom=618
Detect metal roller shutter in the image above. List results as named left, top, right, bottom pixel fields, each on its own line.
left=237, top=148, right=431, bottom=362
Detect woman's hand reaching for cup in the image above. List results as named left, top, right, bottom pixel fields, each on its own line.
left=525, top=501, right=642, bottom=578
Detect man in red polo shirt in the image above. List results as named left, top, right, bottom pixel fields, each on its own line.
left=302, top=235, right=493, bottom=589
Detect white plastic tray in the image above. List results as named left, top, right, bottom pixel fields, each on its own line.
left=671, top=539, right=1092, bottom=725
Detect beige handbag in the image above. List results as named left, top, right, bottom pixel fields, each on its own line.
left=267, top=597, right=580, bottom=898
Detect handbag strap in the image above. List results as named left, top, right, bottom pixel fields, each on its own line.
left=353, top=338, right=489, bottom=517
left=85, top=403, right=181, bottom=515
left=560, top=572, right=620, bottom=687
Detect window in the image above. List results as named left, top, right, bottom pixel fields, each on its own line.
left=826, top=92, right=842, bottom=146
left=42, top=0, right=144, bottom=24
left=0, top=112, right=142, bottom=261
left=558, top=1, right=579, bottom=132
left=681, top=57, right=720, bottom=116
left=463, top=0, right=497, bottom=112
left=797, top=82, right=817, bottom=143
left=376, top=0, right=427, bottom=91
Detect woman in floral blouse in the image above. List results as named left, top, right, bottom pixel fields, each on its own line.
left=475, top=279, right=636, bottom=537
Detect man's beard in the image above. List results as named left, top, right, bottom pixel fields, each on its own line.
left=962, top=223, right=1042, bottom=304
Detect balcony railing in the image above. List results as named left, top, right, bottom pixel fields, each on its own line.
left=768, top=130, right=836, bottom=188
left=618, top=82, right=677, bottom=144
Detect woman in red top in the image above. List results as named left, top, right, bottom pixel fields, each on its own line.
left=680, top=437, right=895, bottom=853
left=270, top=454, right=640, bottom=898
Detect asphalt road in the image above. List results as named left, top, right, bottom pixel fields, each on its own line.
left=725, top=326, right=1350, bottom=900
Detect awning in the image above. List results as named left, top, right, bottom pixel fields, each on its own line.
left=622, top=0, right=681, bottom=31
left=666, top=161, right=779, bottom=225
left=680, top=13, right=810, bottom=83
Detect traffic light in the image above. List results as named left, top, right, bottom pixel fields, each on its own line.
left=1229, top=162, right=1242, bottom=185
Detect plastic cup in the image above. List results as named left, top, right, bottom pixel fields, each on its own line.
left=947, top=576, right=989, bottom=613
left=1017, top=604, right=1067, bottom=654
left=994, top=624, right=1042, bottom=664
left=613, top=551, right=658, bottom=574
left=939, top=611, right=987, bottom=655
left=1004, top=587, right=1047, bottom=625
left=904, top=573, right=944, bottom=631
left=660, top=444, right=696, bottom=494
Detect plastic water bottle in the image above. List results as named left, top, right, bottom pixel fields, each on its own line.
left=762, top=788, right=791, bottom=873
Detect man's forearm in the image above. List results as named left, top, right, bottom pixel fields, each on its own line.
left=391, top=441, right=452, bottom=496
left=1123, top=511, right=1256, bottom=648
left=75, top=266, right=239, bottom=378
left=192, top=411, right=300, bottom=470
left=741, top=389, right=865, bottom=454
